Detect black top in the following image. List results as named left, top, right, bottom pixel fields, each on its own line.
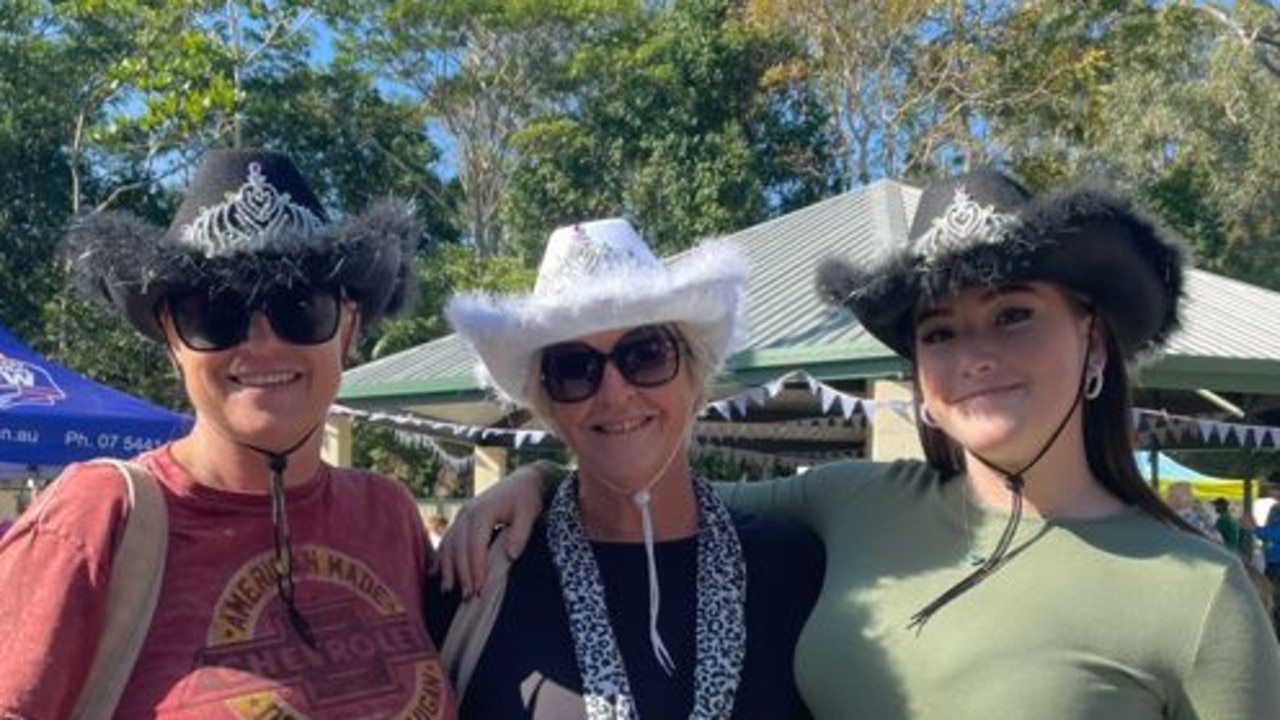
left=427, top=510, right=824, bottom=719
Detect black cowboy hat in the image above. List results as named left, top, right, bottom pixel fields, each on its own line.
left=67, top=149, right=421, bottom=341
left=817, top=168, right=1186, bottom=359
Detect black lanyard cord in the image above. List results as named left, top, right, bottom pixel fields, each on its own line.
left=244, top=426, right=320, bottom=648
left=909, top=316, right=1096, bottom=631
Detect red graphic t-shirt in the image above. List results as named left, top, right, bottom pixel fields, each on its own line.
left=0, top=446, right=457, bottom=719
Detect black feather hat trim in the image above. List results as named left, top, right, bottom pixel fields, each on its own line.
left=817, top=168, right=1185, bottom=360
left=66, top=150, right=421, bottom=342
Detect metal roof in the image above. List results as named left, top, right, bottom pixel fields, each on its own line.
left=340, top=178, right=1280, bottom=426
left=1137, top=269, right=1280, bottom=394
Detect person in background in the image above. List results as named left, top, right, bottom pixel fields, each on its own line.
left=433, top=218, right=822, bottom=718
left=0, top=150, right=457, bottom=718
left=1165, top=481, right=1216, bottom=540
left=1211, top=497, right=1242, bottom=550
left=427, top=512, right=450, bottom=548
left=442, top=170, right=1280, bottom=719
left=1253, top=478, right=1280, bottom=635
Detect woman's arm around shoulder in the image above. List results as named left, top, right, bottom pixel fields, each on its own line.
left=435, top=461, right=561, bottom=599
left=714, top=458, right=928, bottom=533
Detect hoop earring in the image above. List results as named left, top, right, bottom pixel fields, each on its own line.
left=1084, top=366, right=1104, bottom=400
left=918, top=404, right=939, bottom=428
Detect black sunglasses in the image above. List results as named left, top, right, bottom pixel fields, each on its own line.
left=540, top=325, right=684, bottom=403
left=166, top=285, right=343, bottom=352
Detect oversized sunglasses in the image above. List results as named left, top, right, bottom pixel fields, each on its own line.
left=166, top=285, right=343, bottom=352
left=540, top=325, right=683, bottom=403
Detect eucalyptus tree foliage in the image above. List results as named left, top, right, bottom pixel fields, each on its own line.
left=744, top=0, right=1046, bottom=188
left=992, top=1, right=1280, bottom=289
left=502, top=0, right=834, bottom=258
left=0, top=1, right=191, bottom=401
left=1191, top=0, right=1280, bottom=79
left=745, top=0, right=1280, bottom=288
left=334, top=0, right=632, bottom=257
left=370, top=244, right=534, bottom=361
left=743, top=0, right=1134, bottom=187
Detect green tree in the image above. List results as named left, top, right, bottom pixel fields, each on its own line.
left=502, top=0, right=834, bottom=257
left=241, top=64, right=454, bottom=232
left=0, top=1, right=75, bottom=338
left=336, top=0, right=631, bottom=256
left=0, top=2, right=464, bottom=410
left=372, top=243, right=534, bottom=359
left=983, top=1, right=1280, bottom=289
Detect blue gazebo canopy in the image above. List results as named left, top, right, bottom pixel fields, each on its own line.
left=0, top=324, right=190, bottom=465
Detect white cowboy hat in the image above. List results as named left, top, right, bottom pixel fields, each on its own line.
left=446, top=218, right=747, bottom=408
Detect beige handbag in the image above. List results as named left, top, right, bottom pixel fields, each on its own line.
left=440, top=529, right=513, bottom=703
left=69, top=460, right=169, bottom=720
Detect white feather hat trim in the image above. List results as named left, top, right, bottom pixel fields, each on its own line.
left=446, top=218, right=748, bottom=408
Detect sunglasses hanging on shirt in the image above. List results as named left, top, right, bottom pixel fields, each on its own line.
left=166, top=285, right=343, bottom=352
left=540, top=324, right=684, bottom=403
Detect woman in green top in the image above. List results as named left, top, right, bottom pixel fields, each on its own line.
left=440, top=169, right=1280, bottom=719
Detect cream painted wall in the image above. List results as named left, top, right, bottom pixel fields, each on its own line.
left=472, top=445, right=509, bottom=495
left=322, top=414, right=353, bottom=467
left=869, top=379, right=923, bottom=461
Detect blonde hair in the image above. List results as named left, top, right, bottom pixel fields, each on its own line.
left=425, top=513, right=449, bottom=534
left=1165, top=481, right=1195, bottom=510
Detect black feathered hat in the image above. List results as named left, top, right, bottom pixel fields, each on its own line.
left=817, top=169, right=1186, bottom=359
left=67, top=149, right=420, bottom=342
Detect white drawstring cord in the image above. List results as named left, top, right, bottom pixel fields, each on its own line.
left=634, top=488, right=676, bottom=675
left=583, top=391, right=700, bottom=678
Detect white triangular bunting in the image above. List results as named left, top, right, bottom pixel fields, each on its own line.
left=862, top=401, right=878, bottom=422
left=817, top=386, right=838, bottom=414
left=802, top=372, right=820, bottom=396
left=764, top=374, right=789, bottom=397
left=1197, top=420, right=1213, bottom=441
left=838, top=395, right=858, bottom=420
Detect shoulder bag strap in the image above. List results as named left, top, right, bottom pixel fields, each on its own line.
left=440, top=529, right=512, bottom=703
left=70, top=460, right=169, bottom=720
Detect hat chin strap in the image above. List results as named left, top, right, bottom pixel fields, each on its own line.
left=909, top=316, right=1096, bottom=630
left=242, top=425, right=322, bottom=648
left=581, top=393, right=700, bottom=676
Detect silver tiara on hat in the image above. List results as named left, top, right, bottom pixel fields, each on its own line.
left=913, top=186, right=1019, bottom=266
left=180, top=162, right=325, bottom=257
left=532, top=223, right=657, bottom=298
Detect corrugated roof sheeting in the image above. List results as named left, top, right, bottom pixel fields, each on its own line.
left=1170, top=270, right=1280, bottom=360
left=342, top=329, right=476, bottom=389
left=732, top=181, right=916, bottom=350
left=341, top=177, right=1280, bottom=405
left=343, top=180, right=923, bottom=399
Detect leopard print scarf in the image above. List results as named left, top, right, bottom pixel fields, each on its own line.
left=547, top=475, right=747, bottom=720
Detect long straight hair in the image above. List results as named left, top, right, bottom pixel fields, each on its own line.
left=916, top=317, right=1198, bottom=534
